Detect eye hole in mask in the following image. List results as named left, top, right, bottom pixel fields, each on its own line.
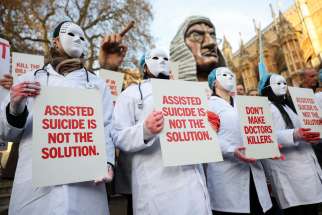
left=68, top=32, right=75, bottom=37
left=152, top=56, right=159, bottom=60
left=164, top=57, right=169, bottom=61
left=80, top=37, right=85, bottom=41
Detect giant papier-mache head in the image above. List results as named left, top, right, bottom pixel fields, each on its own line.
left=170, top=16, right=226, bottom=81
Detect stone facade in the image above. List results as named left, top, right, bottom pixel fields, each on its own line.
left=224, top=0, right=322, bottom=92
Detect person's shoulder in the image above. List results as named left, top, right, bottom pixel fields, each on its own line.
left=121, top=82, right=140, bottom=97
left=87, top=71, right=107, bottom=87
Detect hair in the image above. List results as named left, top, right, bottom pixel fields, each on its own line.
left=237, top=83, right=244, bottom=87
left=261, top=76, right=296, bottom=129
left=53, top=21, right=70, bottom=38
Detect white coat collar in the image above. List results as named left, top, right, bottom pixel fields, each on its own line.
left=45, top=64, right=86, bottom=78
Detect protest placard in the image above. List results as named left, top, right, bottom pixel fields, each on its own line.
left=12, top=52, right=44, bottom=81
left=0, top=38, right=10, bottom=102
left=32, top=87, right=107, bottom=187
left=236, top=96, right=280, bottom=159
left=152, top=79, right=223, bottom=166
left=99, top=69, right=124, bottom=105
left=288, top=86, right=322, bottom=133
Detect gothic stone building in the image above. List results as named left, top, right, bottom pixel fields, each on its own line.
left=223, top=0, right=322, bottom=92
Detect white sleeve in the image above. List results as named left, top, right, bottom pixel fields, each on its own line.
left=102, top=85, right=116, bottom=165
left=112, top=93, right=155, bottom=153
left=0, top=74, right=32, bottom=143
left=0, top=96, right=25, bottom=143
left=271, top=105, right=299, bottom=147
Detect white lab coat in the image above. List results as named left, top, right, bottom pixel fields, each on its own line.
left=262, top=102, right=322, bottom=209
left=112, top=80, right=212, bottom=215
left=206, top=96, right=272, bottom=213
left=0, top=64, right=115, bottom=215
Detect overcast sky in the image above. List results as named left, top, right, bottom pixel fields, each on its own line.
left=149, top=0, right=294, bottom=53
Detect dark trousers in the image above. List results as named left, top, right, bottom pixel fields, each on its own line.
left=212, top=171, right=265, bottom=215
left=283, top=204, right=318, bottom=215
left=125, top=194, right=133, bottom=215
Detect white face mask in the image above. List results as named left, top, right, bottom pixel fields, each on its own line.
left=145, top=48, right=169, bottom=77
left=270, top=74, right=287, bottom=96
left=59, top=22, right=86, bottom=58
left=216, top=67, right=236, bottom=92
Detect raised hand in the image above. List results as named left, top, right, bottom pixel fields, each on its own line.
left=10, top=81, right=40, bottom=115
left=99, top=21, right=134, bottom=70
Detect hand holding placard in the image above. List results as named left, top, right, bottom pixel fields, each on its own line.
left=144, top=111, right=164, bottom=140
left=293, top=128, right=320, bottom=143
left=10, top=81, right=40, bottom=115
left=234, top=146, right=256, bottom=163
left=0, top=74, right=13, bottom=90
left=94, top=164, right=114, bottom=184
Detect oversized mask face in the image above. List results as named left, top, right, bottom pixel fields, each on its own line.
left=59, top=22, right=86, bottom=58
left=216, top=67, right=236, bottom=92
left=145, top=48, right=169, bottom=77
left=270, top=74, right=287, bottom=96
left=185, top=23, right=219, bottom=73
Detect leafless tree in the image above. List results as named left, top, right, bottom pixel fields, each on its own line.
left=0, top=0, right=153, bottom=70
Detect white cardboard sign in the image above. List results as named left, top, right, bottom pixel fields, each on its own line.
left=236, top=96, right=280, bottom=159
left=99, top=69, right=124, bottom=105
left=0, top=38, right=10, bottom=102
left=152, top=79, right=223, bottom=166
left=32, top=87, right=107, bottom=187
left=12, top=52, right=44, bottom=81
left=288, top=87, right=322, bottom=134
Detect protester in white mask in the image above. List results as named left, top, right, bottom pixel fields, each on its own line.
left=206, top=67, right=274, bottom=215
left=57, top=22, right=86, bottom=58
left=260, top=73, right=322, bottom=215
left=112, top=48, right=212, bottom=215
left=143, top=48, right=169, bottom=79
left=269, top=74, right=287, bottom=96
left=0, top=21, right=115, bottom=215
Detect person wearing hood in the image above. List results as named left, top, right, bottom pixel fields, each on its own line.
left=206, top=67, right=273, bottom=215
left=259, top=71, right=322, bottom=215
left=112, top=47, right=212, bottom=215
left=0, top=21, right=115, bottom=215
left=170, top=16, right=226, bottom=82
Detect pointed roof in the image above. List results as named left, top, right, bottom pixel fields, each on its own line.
left=222, top=35, right=232, bottom=51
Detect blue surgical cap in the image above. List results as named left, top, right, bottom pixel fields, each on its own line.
left=208, top=68, right=217, bottom=90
